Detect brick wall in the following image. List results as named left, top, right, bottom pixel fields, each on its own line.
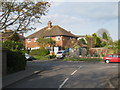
left=25, top=36, right=76, bottom=49
left=25, top=38, right=39, bottom=49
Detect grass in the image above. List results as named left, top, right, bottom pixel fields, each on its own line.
left=33, top=55, right=56, bottom=60
left=33, top=55, right=49, bottom=60
left=64, top=57, right=103, bottom=62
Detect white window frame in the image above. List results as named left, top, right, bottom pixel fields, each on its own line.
left=56, top=36, right=60, bottom=41
left=28, top=38, right=31, bottom=42
left=34, top=38, right=38, bottom=42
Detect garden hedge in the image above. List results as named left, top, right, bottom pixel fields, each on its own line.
left=7, top=50, right=26, bottom=74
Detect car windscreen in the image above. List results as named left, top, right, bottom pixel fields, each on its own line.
left=57, top=52, right=62, bottom=54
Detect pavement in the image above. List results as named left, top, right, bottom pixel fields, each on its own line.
left=2, top=61, right=46, bottom=88
left=2, top=58, right=59, bottom=88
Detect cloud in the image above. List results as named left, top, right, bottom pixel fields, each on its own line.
left=25, top=2, right=118, bottom=41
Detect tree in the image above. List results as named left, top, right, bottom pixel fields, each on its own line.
left=95, top=37, right=102, bottom=47
left=102, top=32, right=108, bottom=40
left=85, top=35, right=94, bottom=48
left=96, top=28, right=111, bottom=40
left=37, top=38, right=56, bottom=48
left=0, top=0, right=50, bottom=34
left=79, top=38, right=86, bottom=45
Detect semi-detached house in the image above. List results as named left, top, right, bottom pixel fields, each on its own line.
left=25, top=21, right=78, bottom=50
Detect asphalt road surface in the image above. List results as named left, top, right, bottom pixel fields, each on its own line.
left=6, top=60, right=119, bottom=89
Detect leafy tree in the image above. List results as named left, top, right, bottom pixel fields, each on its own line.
left=102, top=32, right=108, bottom=40
left=37, top=38, right=56, bottom=48
left=0, top=0, right=50, bottom=34
left=2, top=40, right=24, bottom=51
left=79, top=38, right=86, bottom=45
left=95, top=37, right=102, bottom=47
left=85, top=35, right=94, bottom=48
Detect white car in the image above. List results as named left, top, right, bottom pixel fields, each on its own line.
left=56, top=50, right=66, bottom=59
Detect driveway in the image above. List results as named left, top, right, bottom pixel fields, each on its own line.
left=6, top=60, right=119, bottom=89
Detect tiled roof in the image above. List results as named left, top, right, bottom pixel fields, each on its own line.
left=0, top=30, right=25, bottom=40
left=26, top=25, right=77, bottom=38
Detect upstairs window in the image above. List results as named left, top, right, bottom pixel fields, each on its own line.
left=28, top=38, right=31, bottom=42
left=56, top=36, right=60, bottom=41
left=34, top=38, right=38, bottom=42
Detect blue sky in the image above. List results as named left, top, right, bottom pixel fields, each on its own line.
left=25, top=1, right=118, bottom=41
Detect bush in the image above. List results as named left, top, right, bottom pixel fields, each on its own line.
left=64, top=57, right=103, bottom=62
left=2, top=40, right=24, bottom=51
left=30, top=48, right=50, bottom=56
left=7, top=50, right=26, bottom=74
left=46, top=55, right=56, bottom=59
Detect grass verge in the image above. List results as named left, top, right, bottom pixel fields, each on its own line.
left=64, top=57, right=103, bottom=62
left=33, top=55, right=56, bottom=60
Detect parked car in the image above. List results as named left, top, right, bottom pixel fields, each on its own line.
left=103, top=54, right=120, bottom=63
left=56, top=50, right=66, bottom=59
left=25, top=53, right=33, bottom=61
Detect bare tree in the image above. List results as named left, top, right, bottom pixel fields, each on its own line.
left=0, top=0, right=50, bottom=33
left=96, top=28, right=110, bottom=38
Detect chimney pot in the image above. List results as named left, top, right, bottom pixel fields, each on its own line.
left=48, top=21, right=52, bottom=28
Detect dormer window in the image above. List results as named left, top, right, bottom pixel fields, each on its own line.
left=56, top=36, right=60, bottom=41
left=28, top=38, right=31, bottom=42
left=34, top=38, right=38, bottom=42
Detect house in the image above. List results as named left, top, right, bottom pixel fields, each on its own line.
left=25, top=21, right=78, bottom=50
left=0, top=28, right=25, bottom=41
left=76, top=35, right=86, bottom=40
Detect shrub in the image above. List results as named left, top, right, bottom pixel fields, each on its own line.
left=30, top=48, right=50, bottom=56
left=46, top=55, right=56, bottom=59
left=64, top=57, right=103, bottom=62
left=2, top=40, right=24, bottom=51
left=33, top=56, right=49, bottom=60
left=7, top=50, right=26, bottom=74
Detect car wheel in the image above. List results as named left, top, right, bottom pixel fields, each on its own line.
left=105, top=60, right=110, bottom=63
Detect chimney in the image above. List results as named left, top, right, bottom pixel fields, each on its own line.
left=4, top=27, right=7, bottom=32
left=48, top=21, right=52, bottom=28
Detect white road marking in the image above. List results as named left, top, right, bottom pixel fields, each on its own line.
left=58, top=78, right=69, bottom=90
left=71, top=70, right=77, bottom=75
left=78, top=66, right=82, bottom=69
left=58, top=66, right=82, bottom=90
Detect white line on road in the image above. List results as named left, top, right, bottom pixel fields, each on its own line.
left=58, top=78, right=69, bottom=90
left=78, top=66, right=82, bottom=69
left=58, top=66, right=82, bottom=90
left=71, top=70, right=77, bottom=75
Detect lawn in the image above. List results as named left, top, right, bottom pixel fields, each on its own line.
left=64, top=57, right=103, bottom=62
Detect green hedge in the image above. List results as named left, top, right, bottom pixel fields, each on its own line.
left=64, top=57, right=103, bottom=62
left=7, top=50, right=26, bottom=74
left=33, top=55, right=56, bottom=60
left=30, top=48, right=50, bottom=56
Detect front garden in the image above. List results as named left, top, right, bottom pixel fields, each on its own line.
left=29, top=48, right=56, bottom=60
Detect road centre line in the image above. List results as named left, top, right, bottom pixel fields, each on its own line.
left=71, top=70, right=77, bottom=75
left=58, top=78, right=69, bottom=90
left=71, top=66, right=82, bottom=75
left=58, top=66, right=82, bottom=90
left=78, top=66, right=82, bottom=69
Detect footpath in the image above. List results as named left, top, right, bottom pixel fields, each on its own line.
left=2, top=61, right=45, bottom=88
left=2, top=59, right=58, bottom=88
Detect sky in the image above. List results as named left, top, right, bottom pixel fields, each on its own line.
left=25, top=1, right=118, bottom=41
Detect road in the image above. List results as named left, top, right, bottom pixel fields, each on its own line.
left=6, top=60, right=119, bottom=89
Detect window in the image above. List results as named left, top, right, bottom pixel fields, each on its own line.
left=34, top=38, right=38, bottom=42
left=28, top=38, right=31, bottom=42
left=107, top=55, right=113, bottom=57
left=113, top=55, right=118, bottom=57
left=56, top=36, right=60, bottom=41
